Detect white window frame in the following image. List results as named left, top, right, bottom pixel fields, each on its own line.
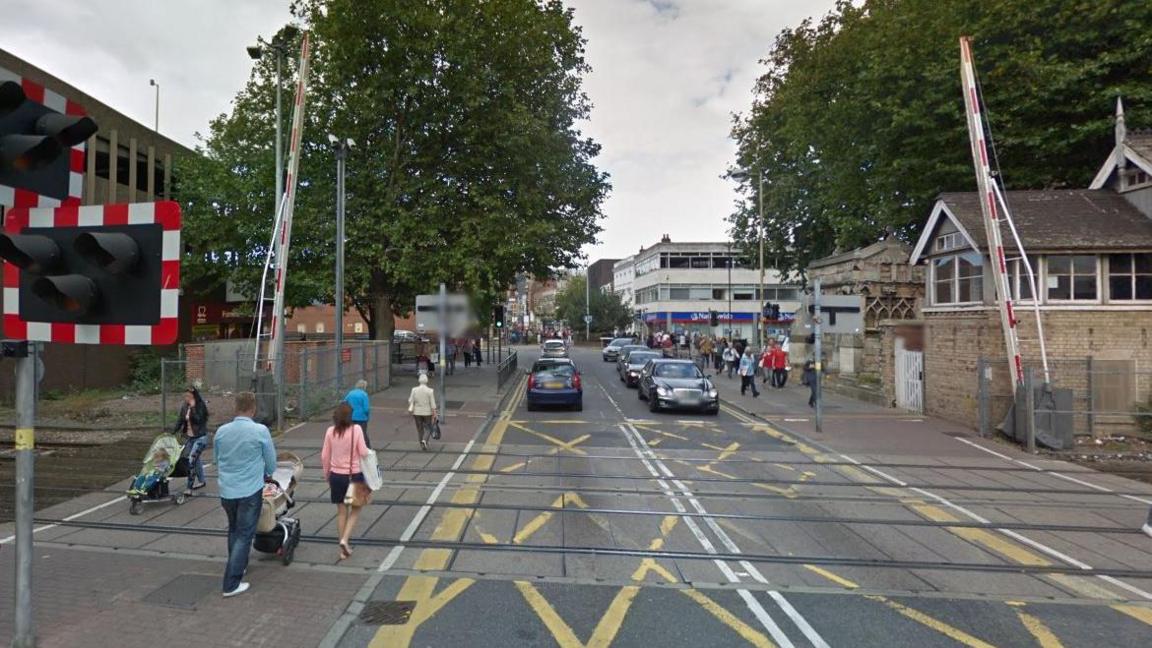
left=935, top=232, right=964, bottom=252
left=1007, top=256, right=1038, bottom=303
left=931, top=252, right=984, bottom=306
left=1106, top=252, right=1152, bottom=303
left=1045, top=255, right=1101, bottom=303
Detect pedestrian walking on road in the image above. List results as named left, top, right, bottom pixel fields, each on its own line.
left=463, top=338, right=473, bottom=368
left=446, top=338, right=457, bottom=375
left=769, top=341, right=789, bottom=388
left=322, top=402, right=372, bottom=561
left=723, top=344, right=738, bottom=379
left=473, top=336, right=483, bottom=366
left=408, top=373, right=439, bottom=451
left=714, top=338, right=726, bottom=372
left=699, top=337, right=714, bottom=373
left=343, top=379, right=372, bottom=448
left=213, top=391, right=277, bottom=598
left=174, top=386, right=209, bottom=493
left=739, top=348, right=760, bottom=398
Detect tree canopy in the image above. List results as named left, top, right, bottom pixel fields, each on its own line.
left=553, top=275, right=633, bottom=333
left=176, top=0, right=609, bottom=338
left=730, top=0, right=1152, bottom=274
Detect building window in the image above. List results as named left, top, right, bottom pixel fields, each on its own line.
left=712, top=288, right=726, bottom=300
left=1047, top=255, right=1097, bottom=301
left=354, top=322, right=365, bottom=333
left=668, top=287, right=690, bottom=300
left=1109, top=253, right=1152, bottom=300
left=1008, top=256, right=1037, bottom=301
left=933, top=252, right=983, bottom=305
left=733, top=290, right=755, bottom=301
left=935, top=232, right=964, bottom=252
left=296, top=324, right=306, bottom=334
left=315, top=323, right=326, bottom=333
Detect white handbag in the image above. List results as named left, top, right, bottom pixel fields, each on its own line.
left=359, top=425, right=382, bottom=491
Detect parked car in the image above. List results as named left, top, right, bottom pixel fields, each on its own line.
left=601, top=337, right=638, bottom=362
left=393, top=329, right=421, bottom=342
left=526, top=359, right=582, bottom=411
left=541, top=339, right=568, bottom=359
left=637, top=359, right=719, bottom=414
left=618, top=350, right=661, bottom=387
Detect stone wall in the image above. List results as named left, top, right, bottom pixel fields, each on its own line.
left=924, top=308, right=1152, bottom=435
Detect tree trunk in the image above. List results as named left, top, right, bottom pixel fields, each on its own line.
left=372, top=288, right=396, bottom=341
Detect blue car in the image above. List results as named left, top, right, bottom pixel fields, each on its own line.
left=526, top=359, right=583, bottom=411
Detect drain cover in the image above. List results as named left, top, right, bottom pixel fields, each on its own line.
left=144, top=574, right=218, bottom=609
left=360, top=600, right=416, bottom=625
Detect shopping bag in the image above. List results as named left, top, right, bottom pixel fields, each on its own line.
left=430, top=419, right=442, bottom=440
left=362, top=450, right=383, bottom=491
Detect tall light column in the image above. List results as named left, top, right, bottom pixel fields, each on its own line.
left=329, top=135, right=354, bottom=388
left=757, top=169, right=765, bottom=351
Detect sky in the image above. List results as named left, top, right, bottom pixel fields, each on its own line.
left=0, top=0, right=839, bottom=264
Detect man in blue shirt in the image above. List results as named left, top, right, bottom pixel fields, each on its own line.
left=343, top=379, right=372, bottom=448
left=213, top=391, right=277, bottom=597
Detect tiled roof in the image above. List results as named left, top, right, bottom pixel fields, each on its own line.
left=938, top=190, right=1152, bottom=251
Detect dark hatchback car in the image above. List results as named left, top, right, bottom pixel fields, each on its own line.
left=614, top=345, right=650, bottom=372
left=637, top=359, right=719, bottom=414
left=618, top=350, right=661, bottom=387
left=526, top=359, right=583, bottom=411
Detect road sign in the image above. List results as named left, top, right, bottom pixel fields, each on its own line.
left=0, top=201, right=181, bottom=345
left=583, top=314, right=593, bottom=324
left=804, top=293, right=862, bottom=334
left=415, top=293, right=473, bottom=337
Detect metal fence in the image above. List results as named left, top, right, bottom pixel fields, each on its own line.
left=159, top=341, right=391, bottom=433
left=497, top=350, right=519, bottom=389
left=978, top=356, right=1152, bottom=445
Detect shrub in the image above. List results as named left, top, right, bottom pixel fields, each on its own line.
left=129, top=349, right=166, bottom=394
left=1134, top=397, right=1152, bottom=439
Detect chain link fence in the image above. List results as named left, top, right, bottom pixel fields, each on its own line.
left=159, top=340, right=391, bottom=433
left=978, top=356, right=1152, bottom=445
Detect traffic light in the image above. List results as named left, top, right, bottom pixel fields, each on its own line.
left=493, top=304, right=505, bottom=328
left=1, top=202, right=181, bottom=345
left=770, top=303, right=781, bottom=320
left=0, top=80, right=97, bottom=202
left=709, top=310, right=719, bottom=327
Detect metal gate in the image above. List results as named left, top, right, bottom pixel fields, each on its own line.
left=896, top=348, right=924, bottom=413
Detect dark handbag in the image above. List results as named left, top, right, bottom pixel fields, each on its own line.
left=430, top=418, right=442, bottom=440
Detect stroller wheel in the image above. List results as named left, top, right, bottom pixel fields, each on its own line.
left=173, top=493, right=187, bottom=506
left=282, top=542, right=295, bottom=565
left=129, top=499, right=143, bottom=516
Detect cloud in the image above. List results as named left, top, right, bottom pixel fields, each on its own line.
left=0, top=0, right=839, bottom=265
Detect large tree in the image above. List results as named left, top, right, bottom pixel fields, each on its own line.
left=176, top=0, right=609, bottom=338
left=730, top=0, right=1152, bottom=275
left=553, top=275, right=633, bottom=334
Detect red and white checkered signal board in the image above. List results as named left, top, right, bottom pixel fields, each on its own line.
left=3, top=201, right=181, bottom=345
left=0, top=65, right=86, bottom=208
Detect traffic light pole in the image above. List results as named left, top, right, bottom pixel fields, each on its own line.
left=438, top=283, right=446, bottom=423
left=13, top=342, right=38, bottom=648
left=813, top=279, right=823, bottom=433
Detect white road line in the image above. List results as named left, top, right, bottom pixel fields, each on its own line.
left=955, top=436, right=1152, bottom=505
left=602, top=384, right=828, bottom=648
left=0, top=495, right=125, bottom=545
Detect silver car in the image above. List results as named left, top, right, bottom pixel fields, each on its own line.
left=601, top=337, right=638, bottom=362
left=541, top=339, right=568, bottom=359
left=637, top=359, right=719, bottom=414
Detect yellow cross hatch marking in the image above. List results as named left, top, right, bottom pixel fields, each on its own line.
left=1015, top=610, right=1066, bottom=648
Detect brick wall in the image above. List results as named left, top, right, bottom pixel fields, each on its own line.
left=924, top=308, right=1152, bottom=434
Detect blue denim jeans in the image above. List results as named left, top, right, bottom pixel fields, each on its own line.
left=220, top=488, right=263, bottom=592
left=186, top=436, right=207, bottom=489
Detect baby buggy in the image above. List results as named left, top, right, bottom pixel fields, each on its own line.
left=252, top=451, right=304, bottom=565
left=127, top=433, right=191, bottom=515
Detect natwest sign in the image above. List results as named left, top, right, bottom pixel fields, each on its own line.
left=191, top=301, right=266, bottom=324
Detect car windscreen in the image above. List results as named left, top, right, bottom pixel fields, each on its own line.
left=628, top=353, right=659, bottom=366
left=611, top=338, right=634, bottom=346
left=653, top=363, right=703, bottom=379
left=543, top=341, right=565, bottom=349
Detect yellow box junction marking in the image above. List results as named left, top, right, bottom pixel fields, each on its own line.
left=508, top=420, right=591, bottom=456
left=1113, top=603, right=1152, bottom=627
left=802, top=565, right=997, bottom=648
left=1014, top=609, right=1065, bottom=648
left=512, top=492, right=591, bottom=545
left=369, top=376, right=527, bottom=648
left=722, top=405, right=1139, bottom=603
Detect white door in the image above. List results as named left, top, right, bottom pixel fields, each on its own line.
left=895, top=348, right=924, bottom=413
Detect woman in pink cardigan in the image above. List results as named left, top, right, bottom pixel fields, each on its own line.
left=321, top=402, right=372, bottom=560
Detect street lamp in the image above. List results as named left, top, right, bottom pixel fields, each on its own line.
left=733, top=167, right=766, bottom=350
left=329, top=134, right=354, bottom=387
left=247, top=37, right=292, bottom=218
left=148, top=79, right=159, bottom=132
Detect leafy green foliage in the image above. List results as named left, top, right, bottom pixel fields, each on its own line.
left=175, top=1, right=609, bottom=338
left=554, top=275, right=634, bottom=333
left=731, top=0, right=1152, bottom=274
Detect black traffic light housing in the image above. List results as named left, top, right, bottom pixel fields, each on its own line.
left=493, top=304, right=505, bottom=328
left=709, top=310, right=719, bottom=327
left=0, top=224, right=162, bottom=324
left=0, top=80, right=97, bottom=200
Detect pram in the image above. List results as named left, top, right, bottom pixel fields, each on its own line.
left=252, top=451, right=303, bottom=565
left=127, top=433, right=192, bottom=515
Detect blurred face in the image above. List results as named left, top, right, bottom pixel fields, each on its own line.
left=184, top=391, right=195, bottom=406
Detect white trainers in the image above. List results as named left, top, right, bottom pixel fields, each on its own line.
left=223, top=582, right=250, bottom=598
left=1142, top=523, right=1152, bottom=539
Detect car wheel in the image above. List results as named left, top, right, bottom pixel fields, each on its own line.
left=648, top=394, right=660, bottom=413
left=638, top=387, right=646, bottom=401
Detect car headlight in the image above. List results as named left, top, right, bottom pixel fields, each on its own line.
left=656, top=386, right=670, bottom=396
left=628, top=370, right=638, bottom=376
left=708, top=389, right=718, bottom=398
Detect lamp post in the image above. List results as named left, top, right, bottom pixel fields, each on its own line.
left=733, top=167, right=766, bottom=350
left=726, top=243, right=732, bottom=339
left=585, top=264, right=591, bottom=342
left=247, top=38, right=290, bottom=218
left=329, top=135, right=354, bottom=388
left=148, top=79, right=159, bottom=132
